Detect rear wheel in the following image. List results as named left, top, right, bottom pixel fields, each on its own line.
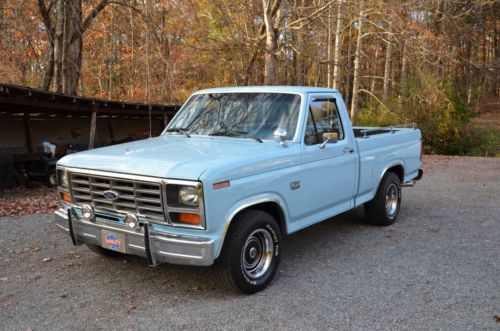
left=85, top=243, right=124, bottom=258
left=364, top=172, right=401, bottom=226
left=215, top=209, right=281, bottom=294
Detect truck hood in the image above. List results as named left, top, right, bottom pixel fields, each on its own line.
left=58, top=135, right=298, bottom=181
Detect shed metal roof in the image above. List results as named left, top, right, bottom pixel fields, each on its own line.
left=0, top=84, right=179, bottom=117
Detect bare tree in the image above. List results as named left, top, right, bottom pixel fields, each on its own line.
left=332, top=0, right=344, bottom=90
left=38, top=0, right=110, bottom=95
left=262, top=0, right=282, bottom=85
left=382, top=22, right=393, bottom=102
left=350, top=0, right=364, bottom=118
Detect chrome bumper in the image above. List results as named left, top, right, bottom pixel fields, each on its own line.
left=54, top=208, right=215, bottom=266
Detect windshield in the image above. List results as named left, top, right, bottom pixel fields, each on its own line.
left=165, top=93, right=302, bottom=140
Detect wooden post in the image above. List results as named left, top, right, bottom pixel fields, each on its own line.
left=108, top=117, right=115, bottom=144
left=23, top=115, right=34, bottom=152
left=89, top=110, right=97, bottom=149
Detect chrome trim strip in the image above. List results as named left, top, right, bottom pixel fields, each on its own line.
left=151, top=235, right=214, bottom=246
left=64, top=167, right=165, bottom=183
left=55, top=208, right=68, bottom=219
left=55, top=223, right=69, bottom=232
left=128, top=244, right=146, bottom=251
left=76, top=215, right=211, bottom=244
left=158, top=251, right=204, bottom=260
left=164, top=182, right=206, bottom=230
left=64, top=167, right=204, bottom=187
left=82, top=233, right=97, bottom=238
left=376, top=162, right=405, bottom=190
left=223, top=197, right=287, bottom=235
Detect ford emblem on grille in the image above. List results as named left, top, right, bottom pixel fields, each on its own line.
left=103, top=190, right=120, bottom=200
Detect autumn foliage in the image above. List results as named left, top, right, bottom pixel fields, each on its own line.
left=0, top=0, right=498, bottom=154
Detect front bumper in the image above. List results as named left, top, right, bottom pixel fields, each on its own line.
left=54, top=208, right=215, bottom=266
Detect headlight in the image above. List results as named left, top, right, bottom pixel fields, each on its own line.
left=57, top=168, right=69, bottom=188
left=179, top=186, right=199, bottom=206
left=166, top=182, right=204, bottom=229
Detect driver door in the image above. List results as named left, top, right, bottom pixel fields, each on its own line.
left=297, top=94, right=357, bottom=220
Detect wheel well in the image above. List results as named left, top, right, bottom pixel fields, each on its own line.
left=230, top=202, right=287, bottom=235
left=386, top=164, right=404, bottom=182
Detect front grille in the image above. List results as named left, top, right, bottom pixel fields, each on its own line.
left=70, top=173, right=164, bottom=221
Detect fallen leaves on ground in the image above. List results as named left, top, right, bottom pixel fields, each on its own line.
left=0, top=186, right=59, bottom=217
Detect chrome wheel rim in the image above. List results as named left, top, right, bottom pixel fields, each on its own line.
left=49, top=173, right=57, bottom=186
left=385, top=183, right=399, bottom=217
left=242, top=229, right=274, bottom=279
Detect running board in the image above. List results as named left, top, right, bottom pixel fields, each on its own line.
left=402, top=181, right=416, bottom=187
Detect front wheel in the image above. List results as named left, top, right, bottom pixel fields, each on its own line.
left=364, top=172, right=401, bottom=226
left=215, top=210, right=281, bottom=294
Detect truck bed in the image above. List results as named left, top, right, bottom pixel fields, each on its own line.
left=353, top=127, right=421, bottom=207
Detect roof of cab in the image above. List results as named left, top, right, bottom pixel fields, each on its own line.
left=193, top=86, right=339, bottom=95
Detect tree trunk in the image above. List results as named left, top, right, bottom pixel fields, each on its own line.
left=53, top=0, right=65, bottom=92
left=38, top=0, right=109, bottom=95
left=108, top=5, right=115, bottom=100
left=400, top=43, right=408, bottom=96
left=382, top=24, right=393, bottom=102
left=370, top=46, right=379, bottom=93
left=332, top=0, right=344, bottom=90
left=262, top=0, right=279, bottom=85
left=37, top=0, right=55, bottom=90
left=62, top=1, right=82, bottom=95
left=350, top=2, right=364, bottom=119
left=40, top=37, right=55, bottom=90
left=326, top=4, right=332, bottom=88
left=344, top=16, right=354, bottom=105
left=295, top=26, right=304, bottom=85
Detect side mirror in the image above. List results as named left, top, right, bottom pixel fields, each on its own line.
left=319, top=132, right=338, bottom=149
left=273, top=128, right=288, bottom=147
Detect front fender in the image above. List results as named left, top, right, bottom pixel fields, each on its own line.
left=214, top=192, right=289, bottom=258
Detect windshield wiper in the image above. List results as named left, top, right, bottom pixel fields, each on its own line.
left=209, top=129, right=263, bottom=143
left=165, top=127, right=191, bottom=138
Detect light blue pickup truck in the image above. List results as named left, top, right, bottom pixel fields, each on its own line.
left=55, top=86, right=423, bottom=293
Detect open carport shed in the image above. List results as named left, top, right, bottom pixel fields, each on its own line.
left=0, top=83, right=179, bottom=187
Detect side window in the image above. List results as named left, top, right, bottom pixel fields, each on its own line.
left=305, top=98, right=344, bottom=145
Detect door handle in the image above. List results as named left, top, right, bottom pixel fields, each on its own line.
left=343, top=147, right=354, bottom=154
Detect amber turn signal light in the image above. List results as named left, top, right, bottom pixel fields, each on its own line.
left=213, top=180, right=230, bottom=190
left=178, top=212, right=201, bottom=225
left=60, top=191, right=72, bottom=203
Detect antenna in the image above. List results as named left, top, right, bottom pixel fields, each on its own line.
left=145, top=0, right=152, bottom=138
left=148, top=105, right=152, bottom=138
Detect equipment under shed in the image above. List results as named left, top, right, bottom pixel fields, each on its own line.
left=0, top=84, right=179, bottom=188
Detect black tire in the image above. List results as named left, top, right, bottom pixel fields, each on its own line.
left=85, top=243, right=125, bottom=257
left=364, top=172, right=401, bottom=226
left=215, top=209, right=281, bottom=294
left=46, top=169, right=57, bottom=187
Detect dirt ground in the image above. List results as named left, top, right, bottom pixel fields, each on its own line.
left=0, top=155, right=499, bottom=330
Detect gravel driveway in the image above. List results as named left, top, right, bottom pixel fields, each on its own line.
left=0, top=156, right=499, bottom=330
